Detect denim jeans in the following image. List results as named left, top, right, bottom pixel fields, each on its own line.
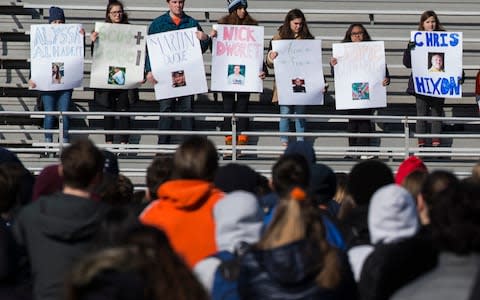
left=158, top=95, right=193, bottom=144
left=41, top=90, right=72, bottom=143
left=279, top=105, right=305, bottom=143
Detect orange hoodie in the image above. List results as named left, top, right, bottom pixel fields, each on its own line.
left=140, top=179, right=224, bottom=268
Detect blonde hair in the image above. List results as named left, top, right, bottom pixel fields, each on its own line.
left=257, top=188, right=341, bottom=288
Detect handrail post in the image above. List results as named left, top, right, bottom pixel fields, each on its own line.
left=404, top=115, right=410, bottom=158
left=232, top=113, right=237, bottom=161
left=59, top=112, right=64, bottom=150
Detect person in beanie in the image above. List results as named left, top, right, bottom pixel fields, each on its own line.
left=395, top=155, right=428, bottom=185
left=28, top=6, right=80, bottom=148
left=210, top=0, right=266, bottom=147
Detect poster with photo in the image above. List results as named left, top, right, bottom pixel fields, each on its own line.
left=332, top=41, right=387, bottom=110
left=410, top=31, right=463, bottom=98
left=30, top=24, right=84, bottom=91
left=146, top=27, right=208, bottom=100
left=211, top=24, right=264, bottom=92
left=271, top=39, right=325, bottom=105
left=90, top=22, right=147, bottom=89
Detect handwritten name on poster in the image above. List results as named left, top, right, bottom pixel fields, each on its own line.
left=30, top=24, right=84, bottom=91
left=272, top=39, right=325, bottom=105
left=410, top=31, right=463, bottom=98
left=146, top=27, right=207, bottom=100
left=211, top=25, right=264, bottom=92
left=332, top=41, right=387, bottom=110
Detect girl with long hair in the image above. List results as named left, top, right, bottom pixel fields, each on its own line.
left=266, top=9, right=315, bottom=146
left=91, top=0, right=135, bottom=145
left=330, top=23, right=390, bottom=159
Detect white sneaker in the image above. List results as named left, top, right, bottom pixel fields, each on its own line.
left=360, top=155, right=375, bottom=160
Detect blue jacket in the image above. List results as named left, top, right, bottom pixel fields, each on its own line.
left=238, top=239, right=358, bottom=300
left=145, top=11, right=210, bottom=72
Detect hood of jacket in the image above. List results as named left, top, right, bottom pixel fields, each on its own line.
left=252, top=239, right=321, bottom=285
left=214, top=191, right=264, bottom=252
left=368, top=184, right=419, bottom=244
left=37, top=193, right=108, bottom=242
left=156, top=179, right=222, bottom=210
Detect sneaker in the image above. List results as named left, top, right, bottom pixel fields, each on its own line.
left=360, top=155, right=376, bottom=160
left=418, top=139, right=426, bottom=147
left=238, top=135, right=248, bottom=145
left=432, top=139, right=441, bottom=147
left=225, top=135, right=232, bottom=145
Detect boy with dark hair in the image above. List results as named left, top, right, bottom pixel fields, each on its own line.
left=13, top=139, right=110, bottom=300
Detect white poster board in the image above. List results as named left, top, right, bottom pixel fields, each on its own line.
left=146, top=27, right=208, bottom=100
left=272, top=39, right=324, bottom=105
left=410, top=31, right=463, bottom=98
left=90, top=22, right=147, bottom=89
left=332, top=41, right=387, bottom=110
left=30, top=24, right=84, bottom=91
left=211, top=25, right=264, bottom=93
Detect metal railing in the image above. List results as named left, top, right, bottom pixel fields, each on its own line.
left=2, top=110, right=480, bottom=161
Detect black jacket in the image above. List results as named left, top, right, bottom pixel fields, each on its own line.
left=238, top=239, right=358, bottom=300
left=358, top=228, right=438, bottom=300
left=13, top=193, right=109, bottom=300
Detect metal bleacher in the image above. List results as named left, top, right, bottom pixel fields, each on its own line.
left=2, top=0, right=480, bottom=184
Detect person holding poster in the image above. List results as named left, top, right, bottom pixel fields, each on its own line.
left=330, top=24, right=390, bottom=159
left=91, top=1, right=135, bottom=145
left=145, top=0, right=210, bottom=145
left=266, top=9, right=314, bottom=146
left=28, top=6, right=80, bottom=147
left=403, top=11, right=446, bottom=148
left=210, top=0, right=266, bottom=146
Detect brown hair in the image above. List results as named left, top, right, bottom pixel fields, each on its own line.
left=60, top=139, right=104, bottom=189
left=218, top=10, right=258, bottom=25
left=402, top=170, right=428, bottom=200
left=341, top=23, right=372, bottom=43
left=277, top=8, right=314, bottom=40
left=171, top=136, right=218, bottom=181
left=417, top=10, right=445, bottom=31
left=105, top=0, right=129, bottom=24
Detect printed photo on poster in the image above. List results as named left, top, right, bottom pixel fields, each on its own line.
left=352, top=82, right=369, bottom=100
left=108, top=66, right=126, bottom=85
left=227, top=64, right=245, bottom=85
left=51, top=62, right=64, bottom=84
left=292, top=77, right=306, bottom=93
left=428, top=52, right=445, bottom=73
left=171, top=70, right=186, bottom=87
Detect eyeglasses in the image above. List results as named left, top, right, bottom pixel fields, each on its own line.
left=109, top=11, right=123, bottom=15
left=351, top=31, right=364, bottom=37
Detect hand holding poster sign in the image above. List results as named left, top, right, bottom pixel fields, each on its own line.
left=271, top=39, right=324, bottom=105
left=211, top=24, right=264, bottom=93
left=146, top=27, right=208, bottom=100
left=332, top=41, right=387, bottom=110
left=30, top=24, right=84, bottom=91
left=410, top=31, right=463, bottom=98
left=90, top=22, right=147, bottom=89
